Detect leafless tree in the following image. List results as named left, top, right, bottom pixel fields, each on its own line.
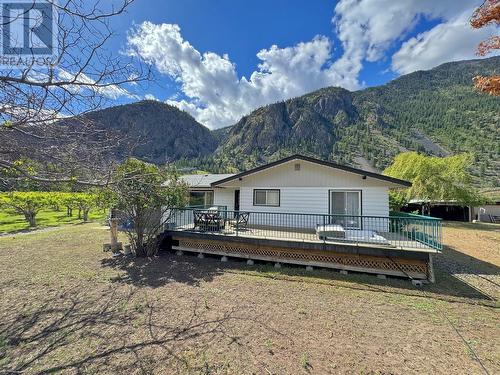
left=0, top=0, right=151, bottom=188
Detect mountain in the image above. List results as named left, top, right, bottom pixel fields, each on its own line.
left=210, top=57, right=500, bottom=186
left=18, top=57, right=497, bottom=187
left=62, top=100, right=218, bottom=164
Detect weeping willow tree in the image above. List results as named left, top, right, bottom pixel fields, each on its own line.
left=384, top=152, right=485, bottom=213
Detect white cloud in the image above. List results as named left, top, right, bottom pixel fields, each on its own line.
left=128, top=1, right=493, bottom=128
left=332, top=0, right=480, bottom=78
left=127, top=23, right=357, bottom=129
left=57, top=69, right=137, bottom=100
left=144, top=93, right=158, bottom=101
left=392, top=12, right=499, bottom=74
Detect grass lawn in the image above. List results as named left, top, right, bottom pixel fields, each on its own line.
left=0, top=222, right=498, bottom=374
left=0, top=207, right=107, bottom=234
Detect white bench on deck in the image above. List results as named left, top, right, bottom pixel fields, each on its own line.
left=316, top=224, right=390, bottom=245
left=316, top=224, right=346, bottom=240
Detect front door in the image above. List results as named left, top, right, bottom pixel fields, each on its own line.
left=234, top=190, right=240, bottom=212
left=329, top=190, right=361, bottom=228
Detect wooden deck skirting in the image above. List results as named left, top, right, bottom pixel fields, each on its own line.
left=163, top=231, right=433, bottom=281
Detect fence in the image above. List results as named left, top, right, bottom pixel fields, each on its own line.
left=166, top=208, right=442, bottom=251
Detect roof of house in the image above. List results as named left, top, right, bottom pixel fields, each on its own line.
left=181, top=173, right=235, bottom=188
left=210, top=154, right=411, bottom=187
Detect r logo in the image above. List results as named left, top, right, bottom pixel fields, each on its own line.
left=0, top=0, right=58, bottom=66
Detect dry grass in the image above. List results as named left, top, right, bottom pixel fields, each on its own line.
left=0, top=222, right=498, bottom=374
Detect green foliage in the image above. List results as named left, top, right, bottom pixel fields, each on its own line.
left=69, top=193, right=98, bottom=221
left=0, top=191, right=101, bottom=229
left=388, top=191, right=409, bottom=212
left=384, top=152, right=485, bottom=210
left=0, top=192, right=50, bottom=227
left=0, top=158, right=42, bottom=191
left=108, top=158, right=188, bottom=257
left=185, top=57, right=500, bottom=187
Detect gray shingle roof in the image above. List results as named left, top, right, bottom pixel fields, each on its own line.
left=181, top=173, right=235, bottom=188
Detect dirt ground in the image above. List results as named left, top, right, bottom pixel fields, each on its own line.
left=0, top=222, right=498, bottom=374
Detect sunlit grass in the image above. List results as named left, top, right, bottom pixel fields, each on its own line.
left=0, top=208, right=107, bottom=234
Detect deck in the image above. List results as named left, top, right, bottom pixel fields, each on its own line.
left=172, top=224, right=438, bottom=253
left=162, top=229, right=434, bottom=281
left=163, top=209, right=441, bottom=281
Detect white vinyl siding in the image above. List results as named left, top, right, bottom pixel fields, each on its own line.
left=224, top=159, right=399, bottom=188
left=213, top=188, right=235, bottom=210
left=239, top=187, right=389, bottom=231
left=208, top=159, right=393, bottom=232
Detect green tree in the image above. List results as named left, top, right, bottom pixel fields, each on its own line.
left=72, top=193, right=98, bottom=222
left=0, top=192, right=49, bottom=227
left=384, top=152, right=484, bottom=214
left=58, top=192, right=77, bottom=217
left=108, top=159, right=188, bottom=257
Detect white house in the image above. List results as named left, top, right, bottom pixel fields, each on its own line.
left=165, top=155, right=442, bottom=282
left=181, top=154, right=410, bottom=231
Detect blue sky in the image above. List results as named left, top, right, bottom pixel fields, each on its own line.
left=100, top=0, right=495, bottom=128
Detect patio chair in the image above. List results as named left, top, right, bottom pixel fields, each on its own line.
left=205, top=211, right=225, bottom=231
left=229, top=211, right=249, bottom=230
left=193, top=210, right=224, bottom=232
left=193, top=210, right=206, bottom=230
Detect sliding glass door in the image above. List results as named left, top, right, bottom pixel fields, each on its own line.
left=329, top=190, right=361, bottom=228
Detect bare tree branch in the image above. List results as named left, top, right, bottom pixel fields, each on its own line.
left=0, top=0, right=152, bottom=188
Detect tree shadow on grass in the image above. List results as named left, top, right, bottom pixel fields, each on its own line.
left=0, top=285, right=278, bottom=374
left=176, top=249, right=498, bottom=304
left=100, top=252, right=226, bottom=288
left=101, top=245, right=498, bottom=304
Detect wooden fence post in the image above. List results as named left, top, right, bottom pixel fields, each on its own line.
left=110, top=218, right=119, bottom=252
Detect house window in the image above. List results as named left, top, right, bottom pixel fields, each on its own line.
left=329, top=190, right=361, bottom=228
left=253, top=189, right=280, bottom=207
left=189, top=190, right=214, bottom=207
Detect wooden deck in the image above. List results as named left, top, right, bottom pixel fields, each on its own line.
left=164, top=230, right=434, bottom=281
left=172, top=224, right=438, bottom=253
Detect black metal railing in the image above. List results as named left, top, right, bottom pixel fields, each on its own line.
left=165, top=208, right=442, bottom=251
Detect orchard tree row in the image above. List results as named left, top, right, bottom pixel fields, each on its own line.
left=0, top=191, right=108, bottom=227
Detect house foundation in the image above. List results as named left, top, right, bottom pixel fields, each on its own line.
left=161, top=231, right=435, bottom=282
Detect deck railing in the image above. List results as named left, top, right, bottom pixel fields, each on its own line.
left=165, top=208, right=442, bottom=251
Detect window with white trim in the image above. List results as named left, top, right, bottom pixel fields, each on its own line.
left=253, top=189, right=280, bottom=207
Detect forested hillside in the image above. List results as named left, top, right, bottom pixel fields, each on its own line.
left=13, top=58, right=498, bottom=187
left=182, top=57, right=499, bottom=187
left=60, top=100, right=218, bottom=164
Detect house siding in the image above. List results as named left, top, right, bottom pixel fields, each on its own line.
left=239, top=186, right=389, bottom=231
left=214, top=188, right=235, bottom=210
left=219, top=159, right=398, bottom=188
left=181, top=158, right=395, bottom=232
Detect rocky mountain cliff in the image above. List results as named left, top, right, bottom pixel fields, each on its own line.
left=211, top=57, right=499, bottom=186
left=23, top=57, right=499, bottom=187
